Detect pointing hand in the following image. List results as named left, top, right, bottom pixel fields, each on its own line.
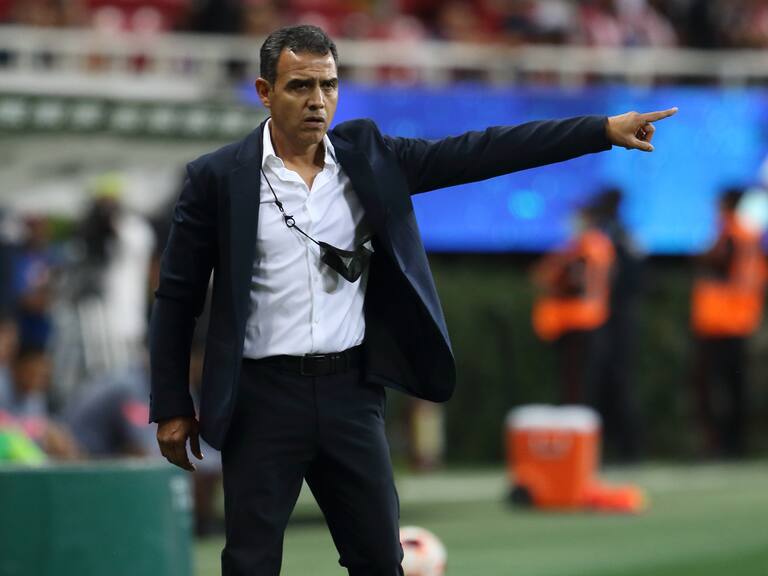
left=606, top=107, right=678, bottom=152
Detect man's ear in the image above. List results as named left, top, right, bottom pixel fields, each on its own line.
left=255, top=78, right=272, bottom=109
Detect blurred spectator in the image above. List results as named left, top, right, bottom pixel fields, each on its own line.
left=490, top=0, right=539, bottom=45
left=368, top=13, right=429, bottom=83
left=618, top=0, right=677, bottom=47
left=576, top=0, right=623, bottom=46
left=527, top=0, right=576, bottom=44
left=76, top=174, right=155, bottom=368
left=679, top=0, right=723, bottom=48
left=189, top=0, right=244, bottom=34
left=0, top=317, right=19, bottom=409
left=284, top=0, right=365, bottom=35
left=88, top=0, right=187, bottom=32
left=64, top=360, right=156, bottom=457
left=577, top=0, right=677, bottom=47
left=406, top=398, right=445, bottom=471
left=9, top=0, right=86, bottom=27
left=434, top=0, right=495, bottom=43
left=0, top=0, right=764, bottom=50
left=4, top=344, right=50, bottom=418
left=531, top=204, right=615, bottom=404
left=744, top=0, right=768, bottom=48
left=486, top=0, right=576, bottom=45
left=336, top=8, right=377, bottom=39
left=0, top=209, right=16, bottom=319
left=690, top=187, right=767, bottom=458
left=12, top=215, right=58, bottom=349
left=718, top=0, right=768, bottom=48
left=0, top=345, right=81, bottom=459
left=589, top=188, right=644, bottom=462
left=241, top=0, right=282, bottom=36
left=80, top=186, right=119, bottom=274
left=398, top=0, right=440, bottom=21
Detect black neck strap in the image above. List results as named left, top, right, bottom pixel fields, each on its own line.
left=261, top=167, right=373, bottom=249
left=261, top=168, right=320, bottom=246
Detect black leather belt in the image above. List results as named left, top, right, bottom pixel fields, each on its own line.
left=248, top=345, right=363, bottom=376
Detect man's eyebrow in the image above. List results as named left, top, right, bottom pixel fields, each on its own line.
left=285, top=78, right=312, bottom=86
left=283, top=77, right=338, bottom=88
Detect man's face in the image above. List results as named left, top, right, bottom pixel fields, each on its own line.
left=257, top=49, right=338, bottom=149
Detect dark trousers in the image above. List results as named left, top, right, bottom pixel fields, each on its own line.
left=221, top=359, right=404, bottom=576
left=692, top=337, right=747, bottom=457
left=591, top=320, right=642, bottom=462
left=555, top=330, right=597, bottom=404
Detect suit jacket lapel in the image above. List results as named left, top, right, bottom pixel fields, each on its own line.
left=331, top=135, right=392, bottom=252
left=228, top=121, right=265, bottom=328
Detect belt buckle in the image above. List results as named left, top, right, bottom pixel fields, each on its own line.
left=300, top=353, right=330, bottom=376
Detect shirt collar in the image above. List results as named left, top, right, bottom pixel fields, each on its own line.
left=262, top=118, right=337, bottom=169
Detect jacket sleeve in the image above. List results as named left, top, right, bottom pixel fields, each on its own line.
left=383, top=116, right=612, bottom=195
left=149, top=161, right=217, bottom=423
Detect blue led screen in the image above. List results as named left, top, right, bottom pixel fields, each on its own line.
left=242, top=84, right=768, bottom=254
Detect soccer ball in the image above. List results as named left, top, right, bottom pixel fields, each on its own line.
left=399, top=526, right=447, bottom=576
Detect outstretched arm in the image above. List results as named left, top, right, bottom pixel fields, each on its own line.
left=384, top=116, right=611, bottom=195
left=383, top=108, right=677, bottom=195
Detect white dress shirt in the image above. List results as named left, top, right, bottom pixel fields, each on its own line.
left=242, top=120, right=371, bottom=360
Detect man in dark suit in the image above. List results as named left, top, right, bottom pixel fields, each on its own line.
left=150, top=25, right=676, bottom=576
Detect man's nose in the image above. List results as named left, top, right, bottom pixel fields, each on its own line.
left=308, top=85, right=325, bottom=109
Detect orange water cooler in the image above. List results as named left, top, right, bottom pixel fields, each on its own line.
left=505, top=405, right=600, bottom=508
left=505, top=405, right=645, bottom=512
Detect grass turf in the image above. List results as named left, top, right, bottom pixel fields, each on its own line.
left=195, top=461, right=768, bottom=575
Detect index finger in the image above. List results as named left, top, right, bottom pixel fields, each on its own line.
left=640, top=107, right=678, bottom=122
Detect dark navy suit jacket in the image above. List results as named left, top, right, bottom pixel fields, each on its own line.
left=149, top=116, right=612, bottom=449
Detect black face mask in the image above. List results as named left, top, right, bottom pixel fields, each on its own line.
left=319, top=241, right=373, bottom=283
left=262, top=169, right=372, bottom=283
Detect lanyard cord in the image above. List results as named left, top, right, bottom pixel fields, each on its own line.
left=261, top=167, right=321, bottom=247
left=261, top=167, right=373, bottom=251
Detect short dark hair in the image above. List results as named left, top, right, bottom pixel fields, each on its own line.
left=259, top=25, right=339, bottom=85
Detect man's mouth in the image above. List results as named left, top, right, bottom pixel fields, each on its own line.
left=303, top=116, right=325, bottom=127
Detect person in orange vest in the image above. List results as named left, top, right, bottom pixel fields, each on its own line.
left=690, top=187, right=767, bottom=457
left=532, top=202, right=616, bottom=405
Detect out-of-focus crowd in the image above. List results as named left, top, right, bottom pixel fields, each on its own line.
left=0, top=176, right=160, bottom=464
left=1, top=0, right=768, bottom=49
left=0, top=175, right=222, bottom=532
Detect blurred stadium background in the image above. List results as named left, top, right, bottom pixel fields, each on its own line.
left=1, top=0, right=768, bottom=575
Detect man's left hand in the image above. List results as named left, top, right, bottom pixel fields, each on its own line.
left=606, top=107, right=678, bottom=152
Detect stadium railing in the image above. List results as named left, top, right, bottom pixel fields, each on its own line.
left=1, top=25, right=768, bottom=100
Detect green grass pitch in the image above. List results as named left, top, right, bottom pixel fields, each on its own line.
left=195, top=461, right=768, bottom=575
